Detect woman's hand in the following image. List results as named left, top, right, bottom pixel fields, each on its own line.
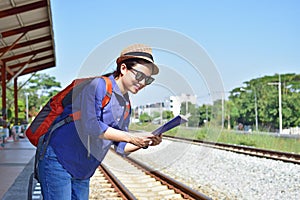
left=128, top=133, right=152, bottom=148
left=127, top=132, right=162, bottom=148
left=124, top=132, right=163, bottom=152
left=148, top=135, right=162, bottom=146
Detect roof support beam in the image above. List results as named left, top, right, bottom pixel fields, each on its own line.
left=0, top=0, right=47, bottom=18
left=0, top=0, right=55, bottom=121
left=18, top=72, right=36, bottom=90
left=0, top=32, right=26, bottom=58
left=6, top=66, right=14, bottom=75
left=8, top=54, right=52, bottom=70
left=1, top=21, right=50, bottom=38
left=7, top=54, right=35, bottom=83
left=22, top=61, right=55, bottom=75
left=2, top=46, right=52, bottom=63
left=0, top=35, right=51, bottom=53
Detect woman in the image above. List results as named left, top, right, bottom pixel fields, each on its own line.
left=38, top=44, right=162, bottom=200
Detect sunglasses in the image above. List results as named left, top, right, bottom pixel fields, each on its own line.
left=130, top=68, right=155, bottom=85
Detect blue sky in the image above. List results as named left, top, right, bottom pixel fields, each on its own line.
left=42, top=0, right=300, bottom=106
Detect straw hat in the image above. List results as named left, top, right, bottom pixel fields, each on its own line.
left=116, top=44, right=159, bottom=75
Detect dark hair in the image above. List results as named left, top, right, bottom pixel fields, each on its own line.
left=103, top=58, right=152, bottom=77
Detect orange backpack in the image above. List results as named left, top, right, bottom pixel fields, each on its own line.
left=25, top=76, right=113, bottom=146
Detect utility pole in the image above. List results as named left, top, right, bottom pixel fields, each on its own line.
left=278, top=75, right=282, bottom=134
left=25, top=93, right=29, bottom=122
left=205, top=105, right=208, bottom=122
left=185, top=100, right=188, bottom=127
left=268, top=75, right=282, bottom=134
left=160, top=102, right=163, bottom=125
left=221, top=94, right=224, bottom=129
left=254, top=92, right=258, bottom=132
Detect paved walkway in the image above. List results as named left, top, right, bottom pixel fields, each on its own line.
left=0, top=138, right=36, bottom=199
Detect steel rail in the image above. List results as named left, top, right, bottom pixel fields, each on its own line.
left=94, top=149, right=212, bottom=199
left=98, top=164, right=137, bottom=200
left=125, top=156, right=212, bottom=200
left=163, top=135, right=300, bottom=164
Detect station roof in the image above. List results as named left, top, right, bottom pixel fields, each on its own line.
left=0, top=0, right=56, bottom=83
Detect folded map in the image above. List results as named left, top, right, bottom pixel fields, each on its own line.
left=151, top=115, right=188, bottom=135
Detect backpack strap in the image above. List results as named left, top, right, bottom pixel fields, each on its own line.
left=101, top=76, right=113, bottom=108
left=33, top=76, right=114, bottom=181
left=69, top=76, right=112, bottom=121
left=123, top=102, right=131, bottom=119
left=37, top=76, right=113, bottom=159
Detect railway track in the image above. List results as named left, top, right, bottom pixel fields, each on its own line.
left=90, top=149, right=212, bottom=200
left=29, top=149, right=211, bottom=200
left=29, top=135, right=298, bottom=199
left=163, top=135, right=300, bottom=164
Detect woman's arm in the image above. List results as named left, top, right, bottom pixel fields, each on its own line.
left=123, top=134, right=162, bottom=153
left=99, top=127, right=152, bottom=148
left=100, top=127, right=162, bottom=153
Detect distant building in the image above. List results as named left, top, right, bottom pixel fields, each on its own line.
left=169, top=94, right=197, bottom=116
left=134, top=94, right=197, bottom=120
left=135, top=102, right=165, bottom=117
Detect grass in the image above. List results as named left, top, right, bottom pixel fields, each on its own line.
left=217, top=130, right=300, bottom=153
left=129, top=123, right=300, bottom=154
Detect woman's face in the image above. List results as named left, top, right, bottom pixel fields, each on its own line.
left=121, top=62, right=153, bottom=94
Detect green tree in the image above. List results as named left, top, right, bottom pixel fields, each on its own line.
left=152, top=111, right=160, bottom=119
left=211, top=99, right=223, bottom=127
left=0, top=82, right=25, bottom=122
left=22, top=73, right=61, bottom=116
left=198, top=104, right=212, bottom=126
left=224, top=100, right=239, bottom=129
left=229, top=73, right=300, bottom=131
left=139, top=112, right=152, bottom=123
left=180, top=102, right=199, bottom=127
left=162, top=110, right=174, bottom=120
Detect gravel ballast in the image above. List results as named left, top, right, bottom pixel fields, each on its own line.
left=129, top=140, right=300, bottom=200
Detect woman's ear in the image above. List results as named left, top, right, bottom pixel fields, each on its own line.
left=120, top=63, right=127, bottom=76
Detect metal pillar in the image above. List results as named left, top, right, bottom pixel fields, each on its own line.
left=1, top=62, right=7, bottom=119
left=14, top=78, right=18, bottom=124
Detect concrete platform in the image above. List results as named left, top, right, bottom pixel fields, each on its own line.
left=0, top=138, right=36, bottom=199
